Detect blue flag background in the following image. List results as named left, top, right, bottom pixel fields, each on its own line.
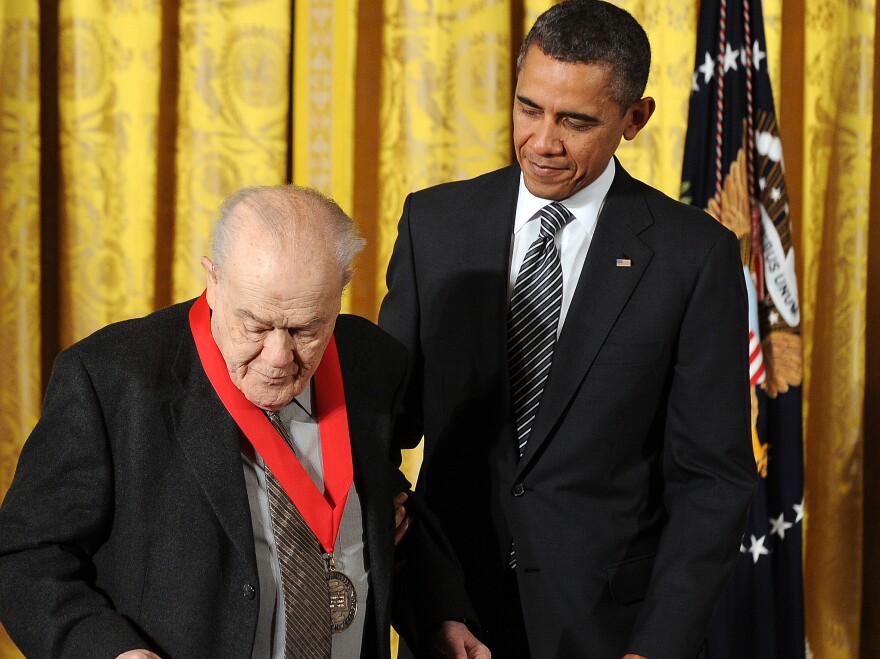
left=680, top=0, right=806, bottom=657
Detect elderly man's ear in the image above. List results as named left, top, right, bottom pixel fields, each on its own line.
left=201, top=256, right=217, bottom=307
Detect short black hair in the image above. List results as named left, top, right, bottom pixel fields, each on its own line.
left=517, top=0, right=651, bottom=109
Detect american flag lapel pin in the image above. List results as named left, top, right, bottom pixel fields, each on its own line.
left=616, top=257, right=632, bottom=268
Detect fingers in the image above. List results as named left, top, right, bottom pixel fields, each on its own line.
left=429, top=620, right=491, bottom=659
left=393, top=491, right=412, bottom=546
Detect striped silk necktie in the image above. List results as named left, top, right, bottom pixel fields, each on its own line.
left=507, top=202, right=573, bottom=569
left=507, top=201, right=574, bottom=457
left=266, top=412, right=331, bottom=659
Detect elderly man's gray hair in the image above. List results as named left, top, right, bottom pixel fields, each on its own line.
left=210, top=185, right=366, bottom=282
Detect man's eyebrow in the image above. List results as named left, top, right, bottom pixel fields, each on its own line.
left=516, top=94, right=541, bottom=108
left=234, top=307, right=325, bottom=330
left=516, top=94, right=597, bottom=124
left=235, top=308, right=265, bottom=324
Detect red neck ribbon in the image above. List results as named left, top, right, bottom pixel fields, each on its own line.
left=189, top=291, right=352, bottom=554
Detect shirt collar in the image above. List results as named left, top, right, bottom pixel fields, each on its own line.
left=514, top=157, right=616, bottom=234
left=277, top=379, right=314, bottom=422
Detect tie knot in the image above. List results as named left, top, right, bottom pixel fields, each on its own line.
left=537, top=202, right=573, bottom=238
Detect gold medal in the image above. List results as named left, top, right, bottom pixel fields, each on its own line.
left=325, top=553, right=357, bottom=633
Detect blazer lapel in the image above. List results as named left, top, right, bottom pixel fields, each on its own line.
left=516, top=164, right=655, bottom=473
left=348, top=398, right=391, bottom=628
left=334, top=326, right=395, bottom=643
left=169, top=330, right=257, bottom=570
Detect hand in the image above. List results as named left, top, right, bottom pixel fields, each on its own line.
left=393, top=491, right=413, bottom=547
left=429, top=620, right=491, bottom=658
left=116, top=651, right=162, bottom=659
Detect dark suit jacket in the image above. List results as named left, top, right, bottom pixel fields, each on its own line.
left=0, top=300, right=451, bottom=658
left=379, top=162, right=757, bottom=659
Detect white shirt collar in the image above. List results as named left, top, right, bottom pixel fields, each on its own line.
left=514, top=157, right=616, bottom=233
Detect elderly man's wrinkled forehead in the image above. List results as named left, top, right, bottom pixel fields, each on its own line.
left=224, top=192, right=333, bottom=264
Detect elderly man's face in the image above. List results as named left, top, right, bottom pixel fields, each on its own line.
left=202, top=214, right=343, bottom=411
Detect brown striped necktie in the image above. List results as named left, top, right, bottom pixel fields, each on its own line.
left=265, top=412, right=331, bottom=658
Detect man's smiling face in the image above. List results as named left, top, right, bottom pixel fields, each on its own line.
left=513, top=45, right=654, bottom=201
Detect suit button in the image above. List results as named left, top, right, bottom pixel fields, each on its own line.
left=512, top=483, right=525, bottom=497
left=242, top=583, right=256, bottom=600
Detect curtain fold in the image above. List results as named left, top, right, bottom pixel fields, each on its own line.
left=0, top=1, right=877, bottom=656
left=0, top=2, right=40, bottom=657
left=292, top=0, right=358, bottom=312
left=800, top=0, right=876, bottom=656
left=172, top=0, right=292, bottom=301
left=57, top=0, right=162, bottom=344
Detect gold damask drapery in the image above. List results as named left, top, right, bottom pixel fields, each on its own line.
left=0, top=1, right=877, bottom=657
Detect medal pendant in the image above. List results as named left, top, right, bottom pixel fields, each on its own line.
left=325, top=553, right=357, bottom=633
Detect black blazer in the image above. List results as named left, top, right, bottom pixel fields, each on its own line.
left=379, top=162, right=757, bottom=659
left=0, top=301, right=418, bottom=658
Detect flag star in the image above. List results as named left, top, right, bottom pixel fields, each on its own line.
left=769, top=310, right=780, bottom=324
left=753, top=40, right=766, bottom=71
left=747, top=534, right=770, bottom=563
left=793, top=499, right=804, bottom=522
left=699, top=51, right=715, bottom=83
left=724, top=43, right=740, bottom=72
left=691, top=71, right=700, bottom=92
left=769, top=513, right=793, bottom=540
left=759, top=177, right=767, bottom=190
left=770, top=187, right=782, bottom=202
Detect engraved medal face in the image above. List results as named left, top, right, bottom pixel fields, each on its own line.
left=327, top=570, right=357, bottom=633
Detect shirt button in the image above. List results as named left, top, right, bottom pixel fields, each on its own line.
left=242, top=583, right=256, bottom=600
left=512, top=483, right=525, bottom=497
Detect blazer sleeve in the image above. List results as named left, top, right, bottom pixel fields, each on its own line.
left=0, top=349, right=154, bottom=658
left=378, top=192, right=426, bottom=451
left=626, top=228, right=757, bottom=658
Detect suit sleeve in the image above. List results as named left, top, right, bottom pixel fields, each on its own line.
left=627, top=228, right=757, bottom=658
left=378, top=193, right=426, bottom=451
left=377, top=200, right=482, bottom=647
left=0, top=349, right=154, bottom=658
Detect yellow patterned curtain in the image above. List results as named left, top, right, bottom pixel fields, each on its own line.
left=798, top=1, right=877, bottom=656
left=0, top=2, right=40, bottom=656
left=0, top=2, right=40, bottom=489
left=0, top=1, right=878, bottom=657
left=173, top=0, right=292, bottom=301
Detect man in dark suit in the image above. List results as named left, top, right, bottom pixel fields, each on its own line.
left=0, top=185, right=487, bottom=659
left=379, top=2, right=757, bottom=658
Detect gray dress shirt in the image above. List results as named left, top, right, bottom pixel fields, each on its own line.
left=241, top=382, right=370, bottom=659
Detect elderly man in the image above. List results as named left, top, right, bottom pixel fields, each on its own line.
left=0, top=185, right=486, bottom=659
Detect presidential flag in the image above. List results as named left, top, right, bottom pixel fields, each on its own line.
left=680, top=0, right=806, bottom=656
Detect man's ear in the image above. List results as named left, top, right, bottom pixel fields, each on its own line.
left=623, top=96, right=656, bottom=141
left=201, top=256, right=217, bottom=308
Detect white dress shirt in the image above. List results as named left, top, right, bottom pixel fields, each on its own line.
left=508, top=157, right=616, bottom=334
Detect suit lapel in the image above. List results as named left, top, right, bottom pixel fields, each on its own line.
left=516, top=164, right=655, bottom=473
left=453, top=166, right=522, bottom=469
left=169, top=329, right=257, bottom=570
left=453, top=165, right=520, bottom=376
